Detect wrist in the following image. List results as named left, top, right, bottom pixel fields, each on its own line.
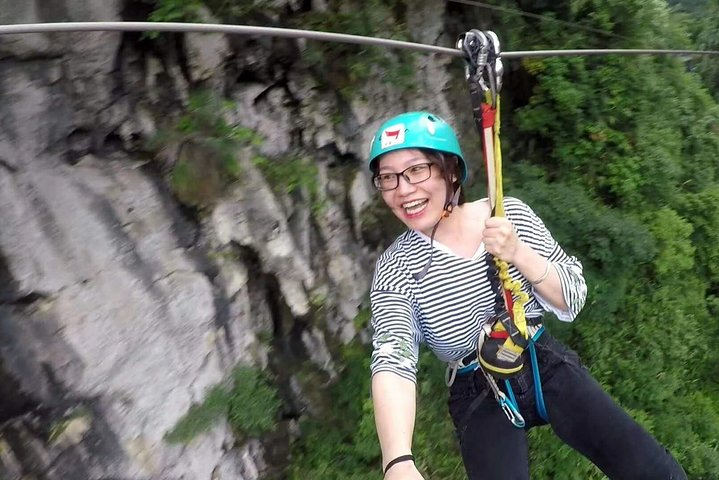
left=530, top=259, right=551, bottom=285
left=514, top=242, right=550, bottom=285
left=384, top=454, right=415, bottom=475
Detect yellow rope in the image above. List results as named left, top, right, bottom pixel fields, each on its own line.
left=485, top=92, right=529, bottom=341
left=493, top=95, right=504, bottom=217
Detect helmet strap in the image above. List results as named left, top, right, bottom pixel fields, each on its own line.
left=443, top=185, right=462, bottom=217
left=413, top=185, right=462, bottom=282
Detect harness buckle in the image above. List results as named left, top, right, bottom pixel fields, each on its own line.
left=445, top=350, right=480, bottom=386
left=477, top=313, right=527, bottom=378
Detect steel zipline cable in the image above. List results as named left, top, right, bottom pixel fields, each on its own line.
left=1, top=22, right=719, bottom=59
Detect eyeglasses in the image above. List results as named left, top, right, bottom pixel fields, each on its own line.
left=373, top=163, right=435, bottom=191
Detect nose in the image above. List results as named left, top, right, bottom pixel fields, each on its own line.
left=396, top=174, right=417, bottom=195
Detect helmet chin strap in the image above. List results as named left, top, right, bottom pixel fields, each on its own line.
left=413, top=186, right=462, bottom=281
left=443, top=184, right=463, bottom=216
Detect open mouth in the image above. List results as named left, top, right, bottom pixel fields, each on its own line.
left=403, top=199, right=429, bottom=215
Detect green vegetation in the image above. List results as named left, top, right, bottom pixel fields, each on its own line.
left=674, top=0, right=719, bottom=100
left=144, top=0, right=205, bottom=39
left=165, top=366, right=281, bottom=444
left=151, top=89, right=326, bottom=213
left=295, top=0, right=416, bottom=100
left=252, top=154, right=325, bottom=214
left=227, top=366, right=281, bottom=436
left=288, top=343, right=378, bottom=479
left=165, top=385, right=229, bottom=443
left=352, top=307, right=372, bottom=331
left=151, top=90, right=262, bottom=208
left=147, top=0, right=284, bottom=25
left=148, top=0, right=203, bottom=23
left=482, top=1, right=719, bottom=477
left=288, top=342, right=467, bottom=479
left=202, top=0, right=281, bottom=22
left=286, top=1, right=719, bottom=479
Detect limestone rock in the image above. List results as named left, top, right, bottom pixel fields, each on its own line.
left=0, top=0, right=452, bottom=478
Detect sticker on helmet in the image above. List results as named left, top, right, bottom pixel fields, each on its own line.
left=380, top=124, right=405, bottom=149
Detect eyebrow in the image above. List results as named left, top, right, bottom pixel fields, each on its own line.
left=378, top=157, right=427, bottom=173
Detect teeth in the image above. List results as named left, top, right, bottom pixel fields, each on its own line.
left=403, top=199, right=427, bottom=214
left=403, top=199, right=425, bottom=208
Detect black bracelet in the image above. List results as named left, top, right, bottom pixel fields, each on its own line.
left=384, top=454, right=415, bottom=475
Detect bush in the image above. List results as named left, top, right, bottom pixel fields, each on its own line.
left=165, top=365, right=280, bottom=444
left=151, top=90, right=262, bottom=208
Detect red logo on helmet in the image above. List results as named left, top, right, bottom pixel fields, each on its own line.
left=380, top=124, right=405, bottom=149
left=385, top=128, right=400, bottom=139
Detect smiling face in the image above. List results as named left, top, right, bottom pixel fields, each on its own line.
left=377, top=148, right=449, bottom=236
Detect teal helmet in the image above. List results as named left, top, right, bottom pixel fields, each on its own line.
left=368, top=111, right=467, bottom=183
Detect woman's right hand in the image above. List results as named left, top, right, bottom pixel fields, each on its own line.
left=384, top=461, right=425, bottom=479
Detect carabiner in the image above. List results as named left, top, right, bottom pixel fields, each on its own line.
left=457, top=29, right=489, bottom=89
left=499, top=396, right=526, bottom=428
left=485, top=30, right=504, bottom=94
left=458, top=29, right=504, bottom=107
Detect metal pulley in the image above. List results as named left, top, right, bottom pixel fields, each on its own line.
left=457, top=29, right=504, bottom=106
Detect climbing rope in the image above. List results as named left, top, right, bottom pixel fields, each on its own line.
left=458, top=30, right=530, bottom=370
left=458, top=29, right=555, bottom=427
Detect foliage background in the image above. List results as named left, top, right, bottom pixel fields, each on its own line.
left=147, top=0, right=719, bottom=478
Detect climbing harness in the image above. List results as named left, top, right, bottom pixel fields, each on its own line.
left=454, top=29, right=549, bottom=426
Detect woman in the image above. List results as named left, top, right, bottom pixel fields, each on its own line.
left=368, top=111, right=686, bottom=479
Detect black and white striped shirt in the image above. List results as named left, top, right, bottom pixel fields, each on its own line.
left=370, top=197, right=587, bottom=383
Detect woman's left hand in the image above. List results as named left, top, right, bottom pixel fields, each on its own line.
left=482, top=216, right=519, bottom=262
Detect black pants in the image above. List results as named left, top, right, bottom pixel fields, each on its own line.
left=448, top=333, right=687, bottom=480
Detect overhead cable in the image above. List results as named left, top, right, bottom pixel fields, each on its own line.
left=0, top=22, right=718, bottom=59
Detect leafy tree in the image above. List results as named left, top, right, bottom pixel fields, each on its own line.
left=490, top=1, right=719, bottom=477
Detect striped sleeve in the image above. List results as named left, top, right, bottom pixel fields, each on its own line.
left=369, top=252, right=422, bottom=383
left=505, top=197, right=587, bottom=321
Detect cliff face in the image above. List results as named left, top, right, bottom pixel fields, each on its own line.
left=0, top=0, right=457, bottom=478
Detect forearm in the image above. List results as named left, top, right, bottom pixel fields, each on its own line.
left=372, top=371, right=417, bottom=469
left=512, top=240, right=568, bottom=311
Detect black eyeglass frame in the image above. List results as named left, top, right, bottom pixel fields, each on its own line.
left=372, top=162, right=436, bottom=191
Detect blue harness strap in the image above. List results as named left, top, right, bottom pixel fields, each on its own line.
left=530, top=327, right=548, bottom=421
left=501, top=326, right=548, bottom=426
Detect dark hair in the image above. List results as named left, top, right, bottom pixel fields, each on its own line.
left=419, top=148, right=466, bottom=206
